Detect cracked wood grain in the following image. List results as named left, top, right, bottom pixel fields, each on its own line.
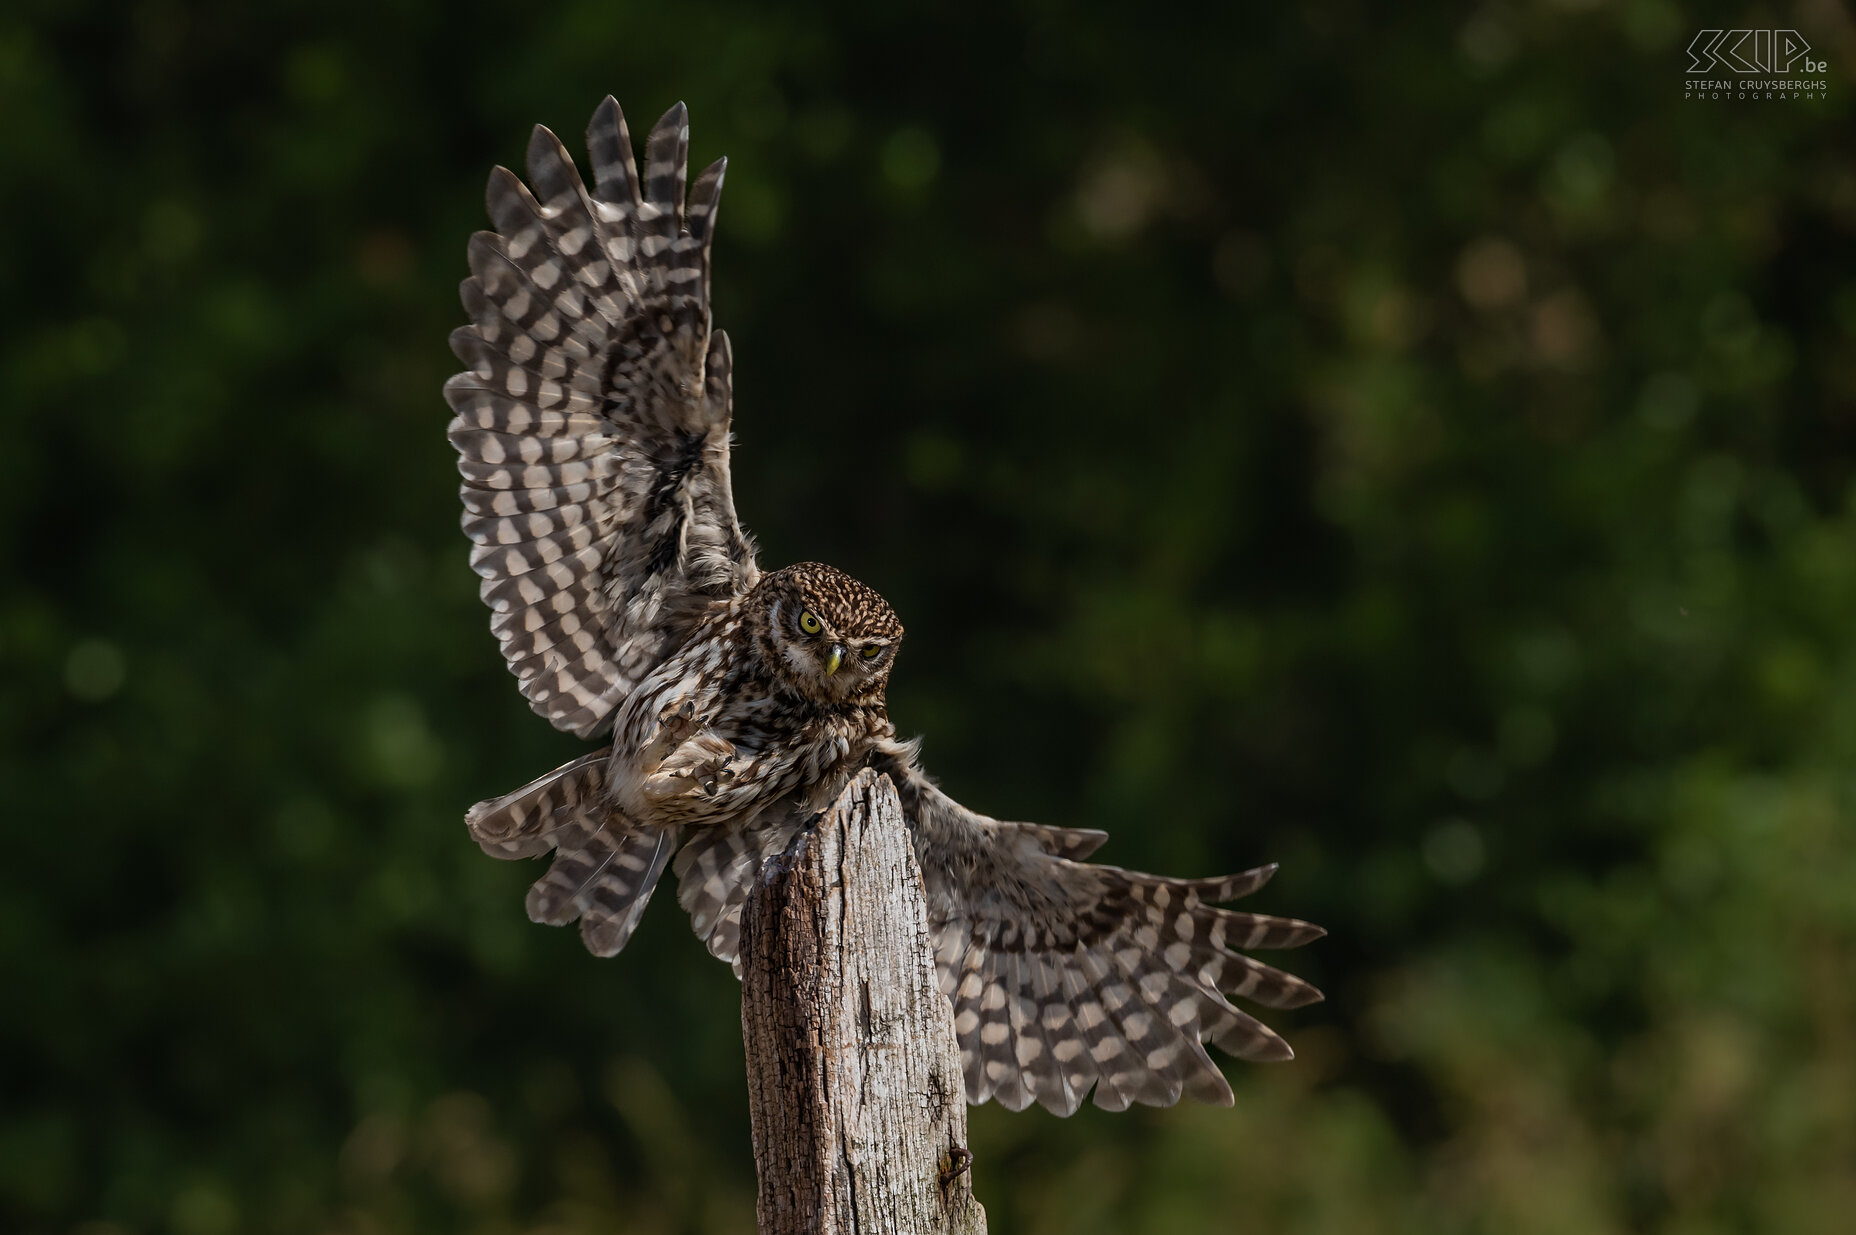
left=741, top=769, right=987, bottom=1235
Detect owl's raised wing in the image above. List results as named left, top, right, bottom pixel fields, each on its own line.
left=446, top=100, right=757, bottom=738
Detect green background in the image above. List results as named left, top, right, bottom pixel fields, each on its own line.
left=5, top=1, right=1854, bottom=1231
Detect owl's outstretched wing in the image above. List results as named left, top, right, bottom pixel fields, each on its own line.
left=877, top=740, right=1324, bottom=1116
left=671, top=739, right=1324, bottom=1115
left=446, top=99, right=757, bottom=738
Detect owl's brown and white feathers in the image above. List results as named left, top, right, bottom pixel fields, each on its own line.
left=889, top=753, right=1323, bottom=1112
left=446, top=100, right=755, bottom=739
left=449, top=99, right=1322, bottom=1116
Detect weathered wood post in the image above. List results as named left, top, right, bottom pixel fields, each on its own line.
left=740, top=769, right=988, bottom=1235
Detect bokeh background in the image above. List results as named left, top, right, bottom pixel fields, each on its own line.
left=6, top=1, right=1856, bottom=1231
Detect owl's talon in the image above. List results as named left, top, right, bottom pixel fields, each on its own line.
left=648, top=701, right=710, bottom=768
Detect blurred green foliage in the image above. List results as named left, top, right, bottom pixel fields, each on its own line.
left=4, top=1, right=1855, bottom=1232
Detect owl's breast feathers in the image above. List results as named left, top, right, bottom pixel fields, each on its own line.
left=604, top=600, right=892, bottom=828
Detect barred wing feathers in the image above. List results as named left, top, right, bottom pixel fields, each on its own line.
left=669, top=745, right=1323, bottom=1116
left=447, top=99, right=758, bottom=739
left=882, top=751, right=1324, bottom=1116
left=462, top=750, right=678, bottom=958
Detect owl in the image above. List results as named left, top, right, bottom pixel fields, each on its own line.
left=446, top=98, right=1323, bottom=1114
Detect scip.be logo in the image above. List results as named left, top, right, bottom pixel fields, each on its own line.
left=1686, top=29, right=1825, bottom=74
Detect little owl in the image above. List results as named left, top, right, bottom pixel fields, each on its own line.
left=446, top=98, right=1322, bottom=1114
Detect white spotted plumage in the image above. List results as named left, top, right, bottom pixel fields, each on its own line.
left=449, top=99, right=1322, bottom=1117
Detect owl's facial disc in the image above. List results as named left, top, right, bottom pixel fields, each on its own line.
left=754, top=564, right=904, bottom=703
left=769, top=596, right=897, bottom=700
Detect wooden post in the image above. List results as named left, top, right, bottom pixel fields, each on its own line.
left=740, top=769, right=987, bottom=1235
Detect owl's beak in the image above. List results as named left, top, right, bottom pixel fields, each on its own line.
left=824, top=644, right=843, bottom=676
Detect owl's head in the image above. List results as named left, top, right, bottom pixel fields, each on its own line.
left=753, top=562, right=903, bottom=705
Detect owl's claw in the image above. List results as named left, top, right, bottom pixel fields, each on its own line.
left=658, top=699, right=718, bottom=737
left=642, top=762, right=731, bottom=806
left=644, top=700, right=713, bottom=772
left=662, top=700, right=699, bottom=735
left=638, top=710, right=738, bottom=806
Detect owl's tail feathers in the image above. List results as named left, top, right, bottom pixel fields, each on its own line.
left=464, top=751, right=681, bottom=958
left=672, top=808, right=811, bottom=977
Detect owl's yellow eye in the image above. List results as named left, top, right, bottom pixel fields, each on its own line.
left=860, top=644, right=882, bottom=660
left=799, top=610, right=822, bottom=635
